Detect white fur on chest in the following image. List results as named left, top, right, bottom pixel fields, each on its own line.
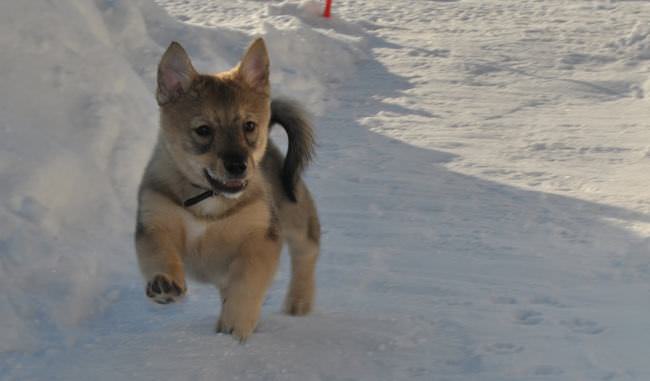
left=181, top=198, right=234, bottom=284
left=192, top=195, right=223, bottom=216
left=183, top=213, right=208, bottom=250
left=182, top=197, right=222, bottom=248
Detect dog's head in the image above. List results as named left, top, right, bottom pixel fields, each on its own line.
left=156, top=38, right=271, bottom=198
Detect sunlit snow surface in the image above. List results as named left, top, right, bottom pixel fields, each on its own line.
left=1, top=0, right=650, bottom=380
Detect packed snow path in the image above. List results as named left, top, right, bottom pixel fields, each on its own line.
left=2, top=1, right=650, bottom=380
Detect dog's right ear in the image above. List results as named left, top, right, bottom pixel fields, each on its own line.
left=237, top=38, right=270, bottom=94
left=156, top=42, right=197, bottom=105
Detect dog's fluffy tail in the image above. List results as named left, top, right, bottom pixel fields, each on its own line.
left=270, top=98, right=315, bottom=202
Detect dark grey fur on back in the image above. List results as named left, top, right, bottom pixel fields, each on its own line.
left=270, top=98, right=315, bottom=202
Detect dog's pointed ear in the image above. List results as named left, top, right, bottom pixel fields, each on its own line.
left=237, top=38, right=270, bottom=93
left=157, top=42, right=197, bottom=105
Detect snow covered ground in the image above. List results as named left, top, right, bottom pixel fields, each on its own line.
left=1, top=0, right=650, bottom=380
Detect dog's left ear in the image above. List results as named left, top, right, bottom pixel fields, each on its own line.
left=157, top=42, right=197, bottom=105
left=237, top=38, right=270, bottom=93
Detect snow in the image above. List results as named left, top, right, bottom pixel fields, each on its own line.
left=1, top=0, right=650, bottom=380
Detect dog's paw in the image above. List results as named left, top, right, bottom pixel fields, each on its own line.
left=145, top=273, right=186, bottom=304
left=215, top=303, right=259, bottom=343
left=284, top=296, right=313, bottom=316
left=216, top=318, right=256, bottom=343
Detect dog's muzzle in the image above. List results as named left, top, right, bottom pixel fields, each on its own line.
left=204, top=169, right=247, bottom=194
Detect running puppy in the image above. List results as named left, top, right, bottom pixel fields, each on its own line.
left=135, top=38, right=320, bottom=342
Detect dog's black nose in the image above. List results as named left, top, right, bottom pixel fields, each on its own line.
left=223, top=155, right=247, bottom=176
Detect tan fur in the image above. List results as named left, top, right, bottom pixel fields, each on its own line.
left=135, top=38, right=320, bottom=342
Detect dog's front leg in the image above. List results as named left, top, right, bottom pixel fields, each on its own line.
left=216, top=230, right=281, bottom=342
left=136, top=220, right=187, bottom=304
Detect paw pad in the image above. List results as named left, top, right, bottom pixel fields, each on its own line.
left=145, top=274, right=185, bottom=304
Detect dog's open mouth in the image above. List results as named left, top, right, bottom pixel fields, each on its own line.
left=204, top=169, right=247, bottom=194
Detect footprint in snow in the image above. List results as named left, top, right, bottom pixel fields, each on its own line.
left=491, top=296, right=518, bottom=305
left=482, top=342, right=524, bottom=355
left=530, top=295, right=567, bottom=308
left=530, top=365, right=564, bottom=376
left=561, top=318, right=605, bottom=335
left=514, top=310, right=544, bottom=325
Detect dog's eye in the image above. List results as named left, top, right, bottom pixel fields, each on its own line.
left=243, top=121, right=256, bottom=133
left=194, top=125, right=213, bottom=138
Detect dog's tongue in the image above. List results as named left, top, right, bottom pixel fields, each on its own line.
left=224, top=179, right=244, bottom=188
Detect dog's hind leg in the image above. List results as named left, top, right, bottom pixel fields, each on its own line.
left=285, top=238, right=319, bottom=315
left=284, top=211, right=320, bottom=316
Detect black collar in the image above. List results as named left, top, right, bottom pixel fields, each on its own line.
left=183, top=184, right=217, bottom=208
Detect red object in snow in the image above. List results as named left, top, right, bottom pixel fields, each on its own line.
left=323, top=0, right=332, bottom=18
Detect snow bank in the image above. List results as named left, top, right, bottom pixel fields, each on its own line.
left=0, top=0, right=156, bottom=352
left=264, top=1, right=368, bottom=111
left=0, top=0, right=364, bottom=353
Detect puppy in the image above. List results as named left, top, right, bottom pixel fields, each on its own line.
left=135, top=38, right=320, bottom=341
